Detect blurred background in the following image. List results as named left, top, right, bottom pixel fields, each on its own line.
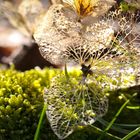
left=0, top=0, right=58, bottom=71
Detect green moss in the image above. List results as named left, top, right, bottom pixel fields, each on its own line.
left=0, top=67, right=59, bottom=140
left=0, top=67, right=139, bottom=140
left=120, top=1, right=139, bottom=12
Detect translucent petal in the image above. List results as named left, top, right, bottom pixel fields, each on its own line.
left=34, top=3, right=140, bottom=140
left=44, top=74, right=108, bottom=139
left=34, top=6, right=140, bottom=67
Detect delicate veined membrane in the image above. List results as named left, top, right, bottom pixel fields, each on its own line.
left=44, top=63, right=139, bottom=139
left=34, top=4, right=140, bottom=67
left=44, top=73, right=108, bottom=139
left=33, top=0, right=116, bottom=66
left=34, top=3, right=115, bottom=65
left=33, top=1, right=140, bottom=139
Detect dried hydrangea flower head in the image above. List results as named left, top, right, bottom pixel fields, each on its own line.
left=34, top=0, right=140, bottom=67
left=34, top=0, right=116, bottom=66
left=44, top=72, right=108, bottom=139
left=33, top=1, right=140, bottom=139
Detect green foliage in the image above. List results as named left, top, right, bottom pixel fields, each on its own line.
left=0, top=67, right=140, bottom=140
left=120, top=1, right=140, bottom=11
left=0, top=67, right=59, bottom=140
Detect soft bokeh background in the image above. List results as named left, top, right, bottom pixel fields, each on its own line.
left=0, top=0, right=58, bottom=71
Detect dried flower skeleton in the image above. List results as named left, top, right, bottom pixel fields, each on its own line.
left=0, top=0, right=140, bottom=139
left=33, top=0, right=140, bottom=139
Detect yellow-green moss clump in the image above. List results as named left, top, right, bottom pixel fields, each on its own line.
left=0, top=67, right=59, bottom=140
left=0, top=66, right=139, bottom=140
